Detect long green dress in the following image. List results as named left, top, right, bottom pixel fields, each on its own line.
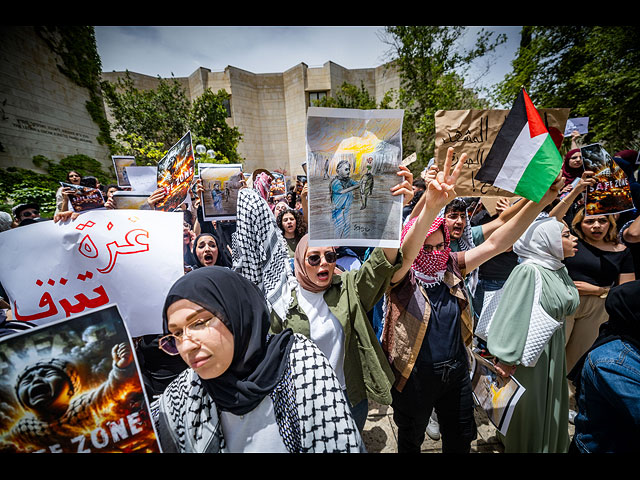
left=486, top=262, right=579, bottom=453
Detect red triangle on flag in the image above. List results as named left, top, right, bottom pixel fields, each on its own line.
left=523, top=89, right=548, bottom=138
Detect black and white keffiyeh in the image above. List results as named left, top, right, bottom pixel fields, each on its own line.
left=151, top=334, right=363, bottom=453
left=232, top=188, right=293, bottom=324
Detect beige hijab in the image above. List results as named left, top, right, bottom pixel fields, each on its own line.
left=294, top=234, right=335, bottom=293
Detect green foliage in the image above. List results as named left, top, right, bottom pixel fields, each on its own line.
left=382, top=26, right=506, bottom=173
left=493, top=26, right=640, bottom=153
left=102, top=74, right=243, bottom=165
left=313, top=81, right=383, bottom=110
left=0, top=154, right=116, bottom=218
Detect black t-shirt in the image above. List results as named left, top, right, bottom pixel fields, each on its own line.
left=478, top=249, right=520, bottom=281
left=620, top=220, right=640, bottom=276
left=564, top=237, right=635, bottom=286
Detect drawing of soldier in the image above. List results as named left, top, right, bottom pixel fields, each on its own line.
left=359, top=156, right=374, bottom=209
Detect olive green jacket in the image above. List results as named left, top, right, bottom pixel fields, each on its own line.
left=270, top=247, right=402, bottom=407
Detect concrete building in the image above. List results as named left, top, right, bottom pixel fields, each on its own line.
left=0, top=26, right=113, bottom=173
left=101, top=61, right=400, bottom=177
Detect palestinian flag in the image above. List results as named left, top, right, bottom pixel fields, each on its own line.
left=475, top=89, right=562, bottom=202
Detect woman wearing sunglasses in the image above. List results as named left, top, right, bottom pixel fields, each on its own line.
left=381, top=148, right=566, bottom=453
left=152, top=266, right=364, bottom=453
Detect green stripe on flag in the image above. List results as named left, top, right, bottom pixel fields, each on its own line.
left=513, top=134, right=562, bottom=203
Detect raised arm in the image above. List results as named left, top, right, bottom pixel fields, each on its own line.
left=463, top=173, right=564, bottom=273
left=549, top=170, right=595, bottom=221
left=391, top=148, right=466, bottom=284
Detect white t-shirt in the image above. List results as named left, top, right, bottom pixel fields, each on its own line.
left=295, top=284, right=346, bottom=390
left=220, top=395, right=288, bottom=453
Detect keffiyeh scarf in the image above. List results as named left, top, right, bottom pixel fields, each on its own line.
left=401, top=216, right=451, bottom=288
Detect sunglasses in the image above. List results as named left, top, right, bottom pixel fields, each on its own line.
left=306, top=251, right=337, bottom=266
left=158, top=317, right=214, bottom=355
left=21, top=210, right=38, bottom=218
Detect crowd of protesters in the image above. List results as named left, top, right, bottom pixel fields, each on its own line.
left=0, top=132, right=639, bottom=454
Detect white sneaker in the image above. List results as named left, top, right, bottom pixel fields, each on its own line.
left=569, top=409, right=577, bottom=425
left=426, top=413, right=441, bottom=441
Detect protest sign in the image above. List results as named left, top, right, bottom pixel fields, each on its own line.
left=198, top=163, right=244, bottom=221
left=0, top=304, right=161, bottom=453
left=581, top=143, right=635, bottom=216
left=59, top=182, right=105, bottom=212
left=124, top=166, right=158, bottom=193
left=0, top=209, right=184, bottom=337
left=470, top=349, right=525, bottom=436
left=434, top=107, right=570, bottom=198
left=270, top=172, right=287, bottom=200
left=112, top=191, right=151, bottom=210
left=295, top=175, right=307, bottom=194
left=564, top=116, right=589, bottom=136
left=305, top=106, right=404, bottom=248
left=112, top=155, right=136, bottom=188
left=156, top=131, right=195, bottom=212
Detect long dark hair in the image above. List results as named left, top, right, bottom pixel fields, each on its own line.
left=276, top=208, right=307, bottom=240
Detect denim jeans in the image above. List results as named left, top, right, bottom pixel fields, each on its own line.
left=572, top=339, right=640, bottom=453
left=391, top=351, right=477, bottom=453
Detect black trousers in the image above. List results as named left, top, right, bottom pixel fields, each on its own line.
left=391, top=353, right=477, bottom=453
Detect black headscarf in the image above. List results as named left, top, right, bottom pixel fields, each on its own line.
left=192, top=231, right=233, bottom=268
left=568, top=280, right=640, bottom=386
left=161, top=266, right=294, bottom=415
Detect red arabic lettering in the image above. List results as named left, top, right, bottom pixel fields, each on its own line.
left=58, top=285, right=110, bottom=317
left=97, top=229, right=150, bottom=274
left=13, top=291, right=59, bottom=322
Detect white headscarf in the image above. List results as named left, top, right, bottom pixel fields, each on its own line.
left=513, top=217, right=565, bottom=271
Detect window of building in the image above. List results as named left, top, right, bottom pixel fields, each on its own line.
left=308, top=91, right=327, bottom=106
left=223, top=97, right=231, bottom=117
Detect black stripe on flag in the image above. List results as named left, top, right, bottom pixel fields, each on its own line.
left=475, top=90, right=528, bottom=183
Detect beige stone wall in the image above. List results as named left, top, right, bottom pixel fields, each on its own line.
left=98, top=59, right=400, bottom=182
left=0, top=26, right=112, bottom=173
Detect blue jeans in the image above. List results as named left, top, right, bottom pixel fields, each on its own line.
left=572, top=339, right=640, bottom=453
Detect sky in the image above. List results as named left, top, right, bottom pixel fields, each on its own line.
left=95, top=26, right=522, bottom=93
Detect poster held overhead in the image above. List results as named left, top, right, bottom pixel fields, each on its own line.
left=198, top=163, right=243, bottom=221
left=112, top=155, right=136, bottom=188
left=305, top=107, right=404, bottom=248
left=156, top=131, right=195, bottom=212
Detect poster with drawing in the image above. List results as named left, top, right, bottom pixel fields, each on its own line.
left=198, top=163, right=244, bottom=221
left=434, top=108, right=570, bottom=198
left=305, top=107, right=404, bottom=248
left=112, top=155, right=136, bottom=188
left=581, top=143, right=635, bottom=216
left=0, top=305, right=161, bottom=453
left=156, top=131, right=195, bottom=212
left=470, top=350, right=525, bottom=436
left=0, top=209, right=184, bottom=337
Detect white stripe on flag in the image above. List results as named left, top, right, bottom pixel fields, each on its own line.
left=493, top=122, right=547, bottom=192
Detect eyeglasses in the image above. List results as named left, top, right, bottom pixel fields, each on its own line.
left=158, top=317, right=214, bottom=355
left=422, top=242, right=447, bottom=253
left=306, top=251, right=337, bottom=266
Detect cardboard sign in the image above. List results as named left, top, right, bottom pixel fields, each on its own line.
left=434, top=108, right=570, bottom=198
left=0, top=210, right=184, bottom=337
left=0, top=305, right=161, bottom=453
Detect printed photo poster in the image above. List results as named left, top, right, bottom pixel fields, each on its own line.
left=111, top=191, right=151, bottom=210
left=295, top=175, right=307, bottom=195
left=59, top=182, right=105, bottom=212
left=156, top=131, right=195, bottom=212
left=270, top=172, right=287, bottom=200
left=0, top=304, right=161, bottom=453
left=469, top=350, right=526, bottom=436
left=434, top=108, right=570, bottom=198
left=198, top=163, right=244, bottom=221
left=564, top=116, right=589, bottom=137
left=581, top=143, right=635, bottom=216
left=306, top=107, right=405, bottom=248
left=112, top=155, right=137, bottom=188
left=0, top=209, right=184, bottom=337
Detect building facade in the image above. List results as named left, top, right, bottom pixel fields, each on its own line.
left=102, top=61, right=400, bottom=177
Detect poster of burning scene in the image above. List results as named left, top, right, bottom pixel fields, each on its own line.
left=59, top=182, right=105, bottom=212
left=305, top=107, right=404, bottom=248
left=156, top=131, right=195, bottom=212
left=0, top=305, right=161, bottom=453
left=581, top=143, right=635, bottom=216
left=112, top=155, right=137, bottom=188
left=198, top=163, right=244, bottom=221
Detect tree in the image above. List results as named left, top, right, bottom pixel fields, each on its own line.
left=312, top=81, right=394, bottom=110
left=101, top=73, right=243, bottom=165
left=381, top=26, right=506, bottom=172
left=493, top=26, right=640, bottom=153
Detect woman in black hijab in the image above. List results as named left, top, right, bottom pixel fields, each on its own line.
left=569, top=279, right=640, bottom=452
left=191, top=230, right=233, bottom=269
left=151, top=266, right=364, bottom=453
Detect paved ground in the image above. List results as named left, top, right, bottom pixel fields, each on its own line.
left=361, top=400, right=576, bottom=453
